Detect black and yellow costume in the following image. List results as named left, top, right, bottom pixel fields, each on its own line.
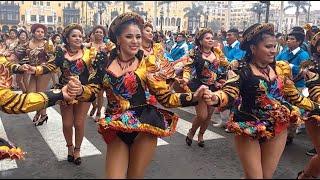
left=210, top=61, right=320, bottom=140
left=26, top=40, right=54, bottom=66
left=183, top=47, right=229, bottom=92
left=33, top=46, right=99, bottom=104
left=77, top=51, right=197, bottom=145
left=0, top=63, right=66, bottom=160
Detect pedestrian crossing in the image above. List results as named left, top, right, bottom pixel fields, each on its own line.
left=0, top=105, right=225, bottom=172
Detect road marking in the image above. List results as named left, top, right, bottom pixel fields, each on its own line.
left=0, top=117, right=18, bottom=171
left=176, top=118, right=225, bottom=140
left=177, top=107, right=196, bottom=115
left=28, top=107, right=102, bottom=161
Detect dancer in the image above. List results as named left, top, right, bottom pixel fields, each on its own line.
left=73, top=12, right=207, bottom=178
left=202, top=23, right=320, bottom=179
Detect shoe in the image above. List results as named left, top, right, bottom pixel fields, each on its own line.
left=94, top=112, right=101, bottom=122
left=306, top=148, right=317, bottom=156
left=66, top=144, right=74, bottom=162
left=212, top=121, right=225, bottom=128
left=296, top=170, right=303, bottom=179
left=89, top=107, right=97, bottom=117
left=185, top=136, right=192, bottom=146
left=225, top=128, right=232, bottom=133
left=286, top=137, right=293, bottom=145
left=197, top=132, right=205, bottom=148
left=185, top=129, right=195, bottom=146
left=73, top=147, right=81, bottom=165
left=32, top=113, right=40, bottom=123
left=34, top=114, right=48, bottom=126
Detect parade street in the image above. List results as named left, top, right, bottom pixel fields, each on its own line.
left=0, top=105, right=314, bottom=179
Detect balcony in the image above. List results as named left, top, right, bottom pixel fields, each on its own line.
left=0, top=2, right=20, bottom=25
left=63, top=7, right=80, bottom=26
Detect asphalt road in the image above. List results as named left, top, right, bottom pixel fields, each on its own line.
left=0, top=105, right=314, bottom=179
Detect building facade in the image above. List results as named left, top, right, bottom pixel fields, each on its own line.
left=0, top=1, right=20, bottom=32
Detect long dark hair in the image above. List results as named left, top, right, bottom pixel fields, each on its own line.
left=107, top=19, right=144, bottom=67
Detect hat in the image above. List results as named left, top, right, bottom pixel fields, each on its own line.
left=62, top=23, right=83, bottom=44
left=108, top=12, right=144, bottom=44
left=240, top=23, right=274, bottom=51
left=194, top=28, right=213, bottom=47
left=310, top=32, right=320, bottom=54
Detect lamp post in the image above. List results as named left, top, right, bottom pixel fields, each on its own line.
left=160, top=7, right=164, bottom=33
left=98, top=2, right=103, bottom=25
left=53, top=12, right=56, bottom=32
left=260, top=1, right=270, bottom=23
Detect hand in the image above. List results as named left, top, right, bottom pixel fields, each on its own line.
left=66, top=76, right=83, bottom=97
left=19, top=64, right=31, bottom=72
left=203, top=90, right=219, bottom=106
left=177, top=77, right=189, bottom=89
left=193, top=85, right=209, bottom=101
left=61, top=85, right=75, bottom=101
left=24, top=64, right=36, bottom=74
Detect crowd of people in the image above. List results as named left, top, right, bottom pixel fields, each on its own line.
left=0, top=11, right=319, bottom=179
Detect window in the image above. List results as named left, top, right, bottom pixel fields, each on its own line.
left=21, top=15, right=25, bottom=22
left=47, top=2, right=50, bottom=6
left=39, top=15, right=45, bottom=22
left=58, top=16, right=61, bottom=23
left=58, top=3, right=61, bottom=7
left=47, top=16, right=53, bottom=22
left=31, top=15, right=37, bottom=21
left=33, top=1, right=36, bottom=5
left=7, top=14, right=12, bottom=20
left=40, top=1, right=43, bottom=6
left=22, top=1, right=24, bottom=4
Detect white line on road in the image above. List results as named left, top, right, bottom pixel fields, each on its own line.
left=27, top=107, right=102, bottom=161
left=0, top=117, right=18, bottom=171
left=176, top=118, right=225, bottom=140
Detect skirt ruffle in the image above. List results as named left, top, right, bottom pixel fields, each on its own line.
left=0, top=138, right=25, bottom=161
left=98, top=105, right=179, bottom=144
left=226, top=112, right=290, bottom=140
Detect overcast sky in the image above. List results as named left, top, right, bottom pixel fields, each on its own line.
left=284, top=1, right=320, bottom=14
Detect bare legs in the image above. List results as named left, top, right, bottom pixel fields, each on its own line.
left=105, top=133, right=157, bottom=179
left=298, top=120, right=320, bottom=179
left=60, top=102, right=91, bottom=163
left=234, top=129, right=288, bottom=178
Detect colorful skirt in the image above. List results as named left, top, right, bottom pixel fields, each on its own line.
left=0, top=138, right=25, bottom=161
left=98, top=104, right=179, bottom=144
left=226, top=106, right=298, bottom=140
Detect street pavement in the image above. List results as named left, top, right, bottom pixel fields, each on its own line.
left=0, top=104, right=314, bottom=179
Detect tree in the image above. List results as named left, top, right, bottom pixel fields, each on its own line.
left=184, top=3, right=204, bottom=33
left=250, top=3, right=266, bottom=23
left=284, top=1, right=310, bottom=26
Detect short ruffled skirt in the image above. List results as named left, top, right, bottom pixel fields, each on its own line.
left=226, top=106, right=300, bottom=140
left=98, top=104, right=179, bottom=144
left=0, top=138, right=25, bottom=161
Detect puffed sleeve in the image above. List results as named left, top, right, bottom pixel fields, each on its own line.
left=75, top=51, right=105, bottom=102
left=182, top=50, right=195, bottom=80
left=0, top=63, right=64, bottom=114
left=210, top=70, right=241, bottom=108
left=0, top=56, right=24, bottom=74
left=276, top=61, right=320, bottom=111
left=143, top=55, right=197, bottom=108
left=34, top=47, right=64, bottom=75
left=0, top=88, right=64, bottom=114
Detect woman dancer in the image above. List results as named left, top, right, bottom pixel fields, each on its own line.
left=27, top=24, right=99, bottom=165
left=73, top=12, right=207, bottom=178
left=183, top=28, right=228, bottom=147
left=203, top=23, right=320, bottom=179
